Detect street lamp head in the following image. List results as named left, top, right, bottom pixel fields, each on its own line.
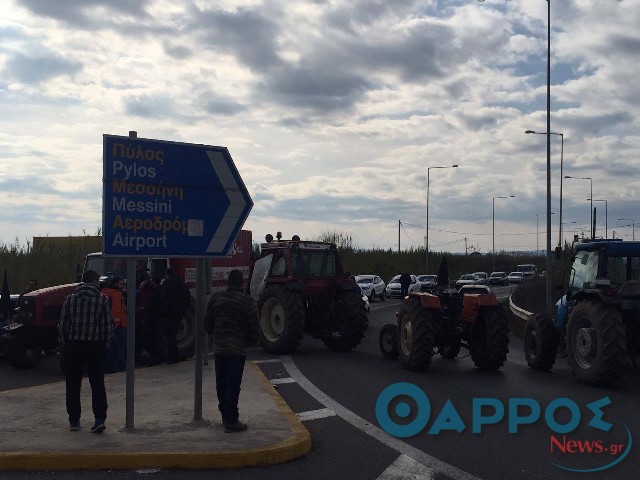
left=451, top=164, right=459, bottom=168
left=509, top=195, right=515, bottom=198
left=525, top=130, right=536, bottom=134
left=564, top=175, right=571, bottom=179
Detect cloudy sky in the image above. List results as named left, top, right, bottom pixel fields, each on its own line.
left=1, top=0, right=638, bottom=256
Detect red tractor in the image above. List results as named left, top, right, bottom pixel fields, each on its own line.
left=379, top=284, right=509, bottom=370
left=250, top=233, right=368, bottom=354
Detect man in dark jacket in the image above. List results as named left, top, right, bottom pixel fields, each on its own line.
left=205, top=270, right=259, bottom=432
left=160, top=268, right=191, bottom=364
left=400, top=271, right=411, bottom=298
left=58, top=270, right=112, bottom=433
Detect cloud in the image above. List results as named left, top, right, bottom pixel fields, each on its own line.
left=3, top=52, right=82, bottom=83
left=17, top=0, right=151, bottom=27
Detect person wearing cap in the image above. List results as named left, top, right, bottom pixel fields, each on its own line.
left=204, top=269, right=259, bottom=432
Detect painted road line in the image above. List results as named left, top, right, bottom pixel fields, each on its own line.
left=281, top=356, right=483, bottom=480
left=376, top=454, right=434, bottom=480
left=271, top=377, right=296, bottom=385
left=252, top=358, right=283, bottom=364
left=296, top=408, right=336, bottom=422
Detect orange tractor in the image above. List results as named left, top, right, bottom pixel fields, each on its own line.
left=380, top=284, right=509, bottom=370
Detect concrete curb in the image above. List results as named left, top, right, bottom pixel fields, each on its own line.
left=0, top=362, right=311, bottom=471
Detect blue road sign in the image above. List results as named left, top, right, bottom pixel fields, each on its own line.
left=102, top=135, right=253, bottom=257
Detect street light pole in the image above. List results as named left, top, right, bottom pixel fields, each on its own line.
left=536, top=212, right=555, bottom=252
left=564, top=176, right=593, bottom=238
left=426, top=164, right=458, bottom=272
left=481, top=0, right=553, bottom=314
left=589, top=199, right=608, bottom=238
left=493, top=195, right=515, bottom=272
left=525, top=130, right=564, bottom=247
left=617, top=218, right=635, bottom=241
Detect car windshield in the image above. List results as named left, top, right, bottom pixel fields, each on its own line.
left=419, top=275, right=437, bottom=281
left=356, top=277, right=372, bottom=284
left=390, top=275, right=401, bottom=283
left=490, top=272, right=505, bottom=277
left=509, top=272, right=523, bottom=277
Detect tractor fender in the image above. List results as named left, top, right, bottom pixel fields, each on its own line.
left=460, top=293, right=499, bottom=326
left=415, top=292, right=442, bottom=309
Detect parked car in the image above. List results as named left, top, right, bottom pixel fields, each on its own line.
left=385, top=274, right=420, bottom=299
left=355, top=275, right=386, bottom=302
left=416, top=274, right=438, bottom=291
left=506, top=271, right=525, bottom=284
left=458, top=284, right=494, bottom=295
left=472, top=272, right=489, bottom=285
left=488, top=271, right=508, bottom=286
left=0, top=294, right=19, bottom=327
left=454, top=274, right=480, bottom=288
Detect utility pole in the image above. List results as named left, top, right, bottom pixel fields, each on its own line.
left=465, top=237, right=468, bottom=255
left=398, top=220, right=401, bottom=254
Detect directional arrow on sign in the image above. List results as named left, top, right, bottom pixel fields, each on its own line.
left=206, top=150, right=252, bottom=254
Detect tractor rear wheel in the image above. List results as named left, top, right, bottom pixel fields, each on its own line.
left=566, top=300, right=626, bottom=386
left=524, top=314, right=559, bottom=371
left=379, top=324, right=399, bottom=359
left=470, top=307, right=509, bottom=370
left=259, top=285, right=305, bottom=354
left=398, top=298, right=435, bottom=370
left=323, top=288, right=368, bottom=351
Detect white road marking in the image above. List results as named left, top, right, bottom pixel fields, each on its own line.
left=377, top=454, right=435, bottom=480
left=252, top=358, right=283, bottom=364
left=270, top=377, right=296, bottom=385
left=296, top=408, right=336, bottom=422
left=281, top=355, right=483, bottom=480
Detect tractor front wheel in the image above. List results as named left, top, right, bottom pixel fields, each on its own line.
left=524, top=314, right=559, bottom=371
left=5, top=328, right=42, bottom=369
left=470, top=307, right=510, bottom=370
left=379, top=324, right=399, bottom=359
left=398, top=298, right=435, bottom=370
left=259, top=285, right=305, bottom=354
left=566, top=300, right=626, bottom=386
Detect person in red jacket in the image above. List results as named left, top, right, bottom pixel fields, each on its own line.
left=103, top=275, right=127, bottom=373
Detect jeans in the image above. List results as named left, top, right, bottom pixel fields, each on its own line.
left=214, top=355, right=246, bottom=425
left=63, top=340, right=108, bottom=422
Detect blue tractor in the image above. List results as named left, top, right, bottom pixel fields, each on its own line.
left=524, top=239, right=640, bottom=386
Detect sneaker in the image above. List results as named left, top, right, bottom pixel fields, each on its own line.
left=224, top=421, right=248, bottom=433
left=91, top=419, right=106, bottom=433
left=69, top=420, right=80, bottom=432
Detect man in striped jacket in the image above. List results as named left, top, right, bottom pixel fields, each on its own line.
left=58, top=270, right=112, bottom=433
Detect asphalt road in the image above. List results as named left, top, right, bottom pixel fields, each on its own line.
left=2, top=289, right=638, bottom=480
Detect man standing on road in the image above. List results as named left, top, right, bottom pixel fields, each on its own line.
left=58, top=270, right=112, bottom=433
left=205, top=270, right=259, bottom=433
left=399, top=271, right=411, bottom=298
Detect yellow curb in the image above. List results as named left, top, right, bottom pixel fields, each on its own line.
left=0, top=362, right=311, bottom=471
